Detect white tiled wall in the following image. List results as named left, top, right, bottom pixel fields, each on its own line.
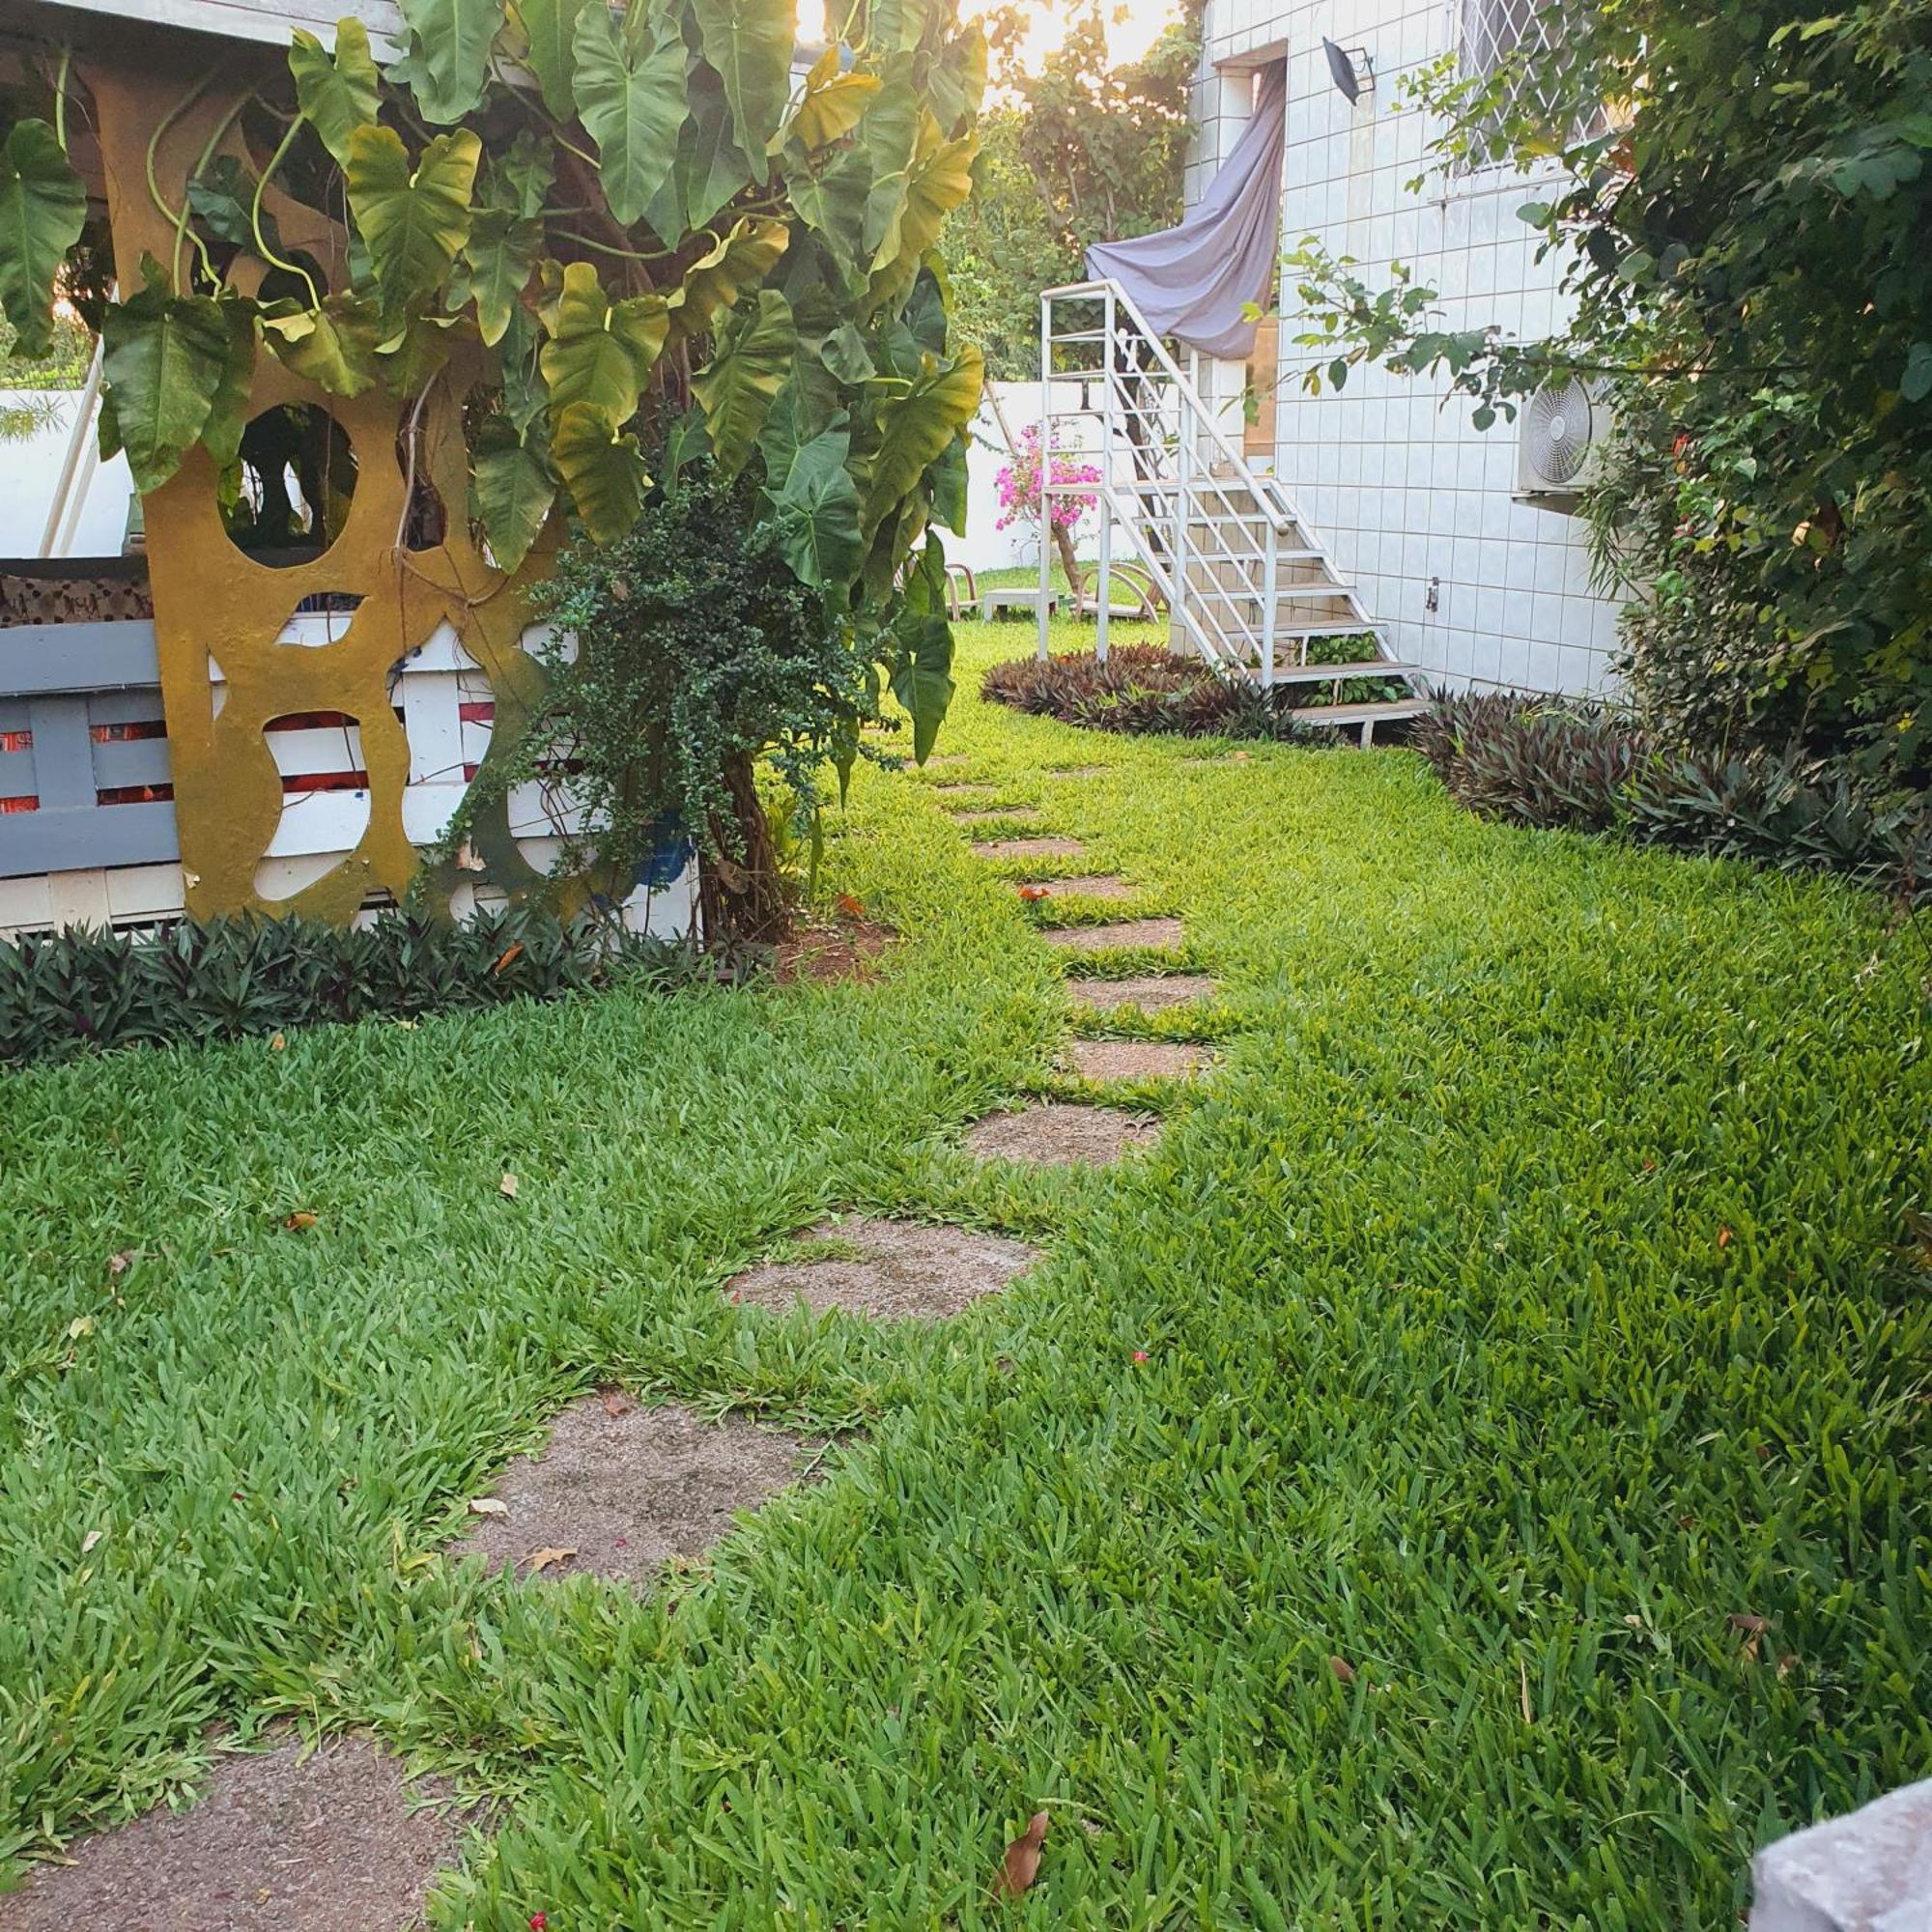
left=1192, top=0, right=1619, bottom=695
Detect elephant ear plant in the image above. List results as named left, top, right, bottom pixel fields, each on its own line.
left=0, top=0, right=985, bottom=942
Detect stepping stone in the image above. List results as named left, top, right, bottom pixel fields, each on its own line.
left=1046, top=765, right=1110, bottom=778
left=1017, top=874, right=1136, bottom=901
left=450, top=1397, right=816, bottom=1587
left=1067, top=975, right=1218, bottom=1012
left=1041, top=918, right=1185, bottom=952
left=726, top=1215, right=1038, bottom=1320
left=966, top=1102, right=1157, bottom=1167
left=925, top=754, right=969, bottom=768
left=973, top=837, right=1087, bottom=861
left=1067, top=1040, right=1214, bottom=1081
left=930, top=782, right=994, bottom=797
left=1, top=1734, right=466, bottom=1932
left=951, top=807, right=1039, bottom=825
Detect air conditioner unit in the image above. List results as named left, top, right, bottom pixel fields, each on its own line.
left=1514, top=378, right=1609, bottom=509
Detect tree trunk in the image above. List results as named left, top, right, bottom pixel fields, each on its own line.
left=697, top=750, right=789, bottom=947
left=1052, top=520, right=1083, bottom=613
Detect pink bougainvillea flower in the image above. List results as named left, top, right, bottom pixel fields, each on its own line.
left=1132, top=1350, right=1150, bottom=1363
left=528, top=1915, right=547, bottom=1930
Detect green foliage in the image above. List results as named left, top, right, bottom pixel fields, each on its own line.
left=569, top=2, right=688, bottom=228
left=1290, top=0, right=1932, bottom=786
left=948, top=4, right=1200, bottom=377
left=980, top=641, right=1392, bottom=741
left=0, top=906, right=708, bottom=1069
left=98, top=267, right=247, bottom=493
left=445, top=475, right=881, bottom=917
left=1416, top=686, right=1932, bottom=901
left=0, top=118, right=85, bottom=358
left=288, top=18, right=382, bottom=165
left=2, top=620, right=1927, bottom=1924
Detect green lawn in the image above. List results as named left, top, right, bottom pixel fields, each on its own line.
left=3, top=618, right=1927, bottom=1927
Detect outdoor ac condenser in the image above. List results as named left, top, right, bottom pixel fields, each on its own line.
left=1514, top=378, right=1609, bottom=509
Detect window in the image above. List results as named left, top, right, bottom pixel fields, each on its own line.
left=1456, top=0, right=1604, bottom=153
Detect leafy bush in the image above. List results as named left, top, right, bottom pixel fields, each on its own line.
left=1418, top=689, right=1932, bottom=903
left=446, top=478, right=896, bottom=945
left=0, top=908, right=714, bottom=1070
left=981, top=645, right=1385, bottom=742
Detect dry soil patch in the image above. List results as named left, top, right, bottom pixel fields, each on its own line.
left=727, top=1216, right=1038, bottom=1320
left=449, top=1398, right=816, bottom=1586
left=1042, top=918, right=1185, bottom=952
left=0, top=1735, right=466, bottom=1932
left=965, top=1102, right=1158, bottom=1166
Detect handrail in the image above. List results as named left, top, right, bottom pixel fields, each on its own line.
left=1042, top=278, right=1294, bottom=534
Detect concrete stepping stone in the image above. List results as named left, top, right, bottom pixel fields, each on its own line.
left=1067, top=1040, right=1214, bottom=1081
left=449, top=1397, right=816, bottom=1587
left=1067, top=975, right=1218, bottom=1012
left=973, top=837, right=1088, bottom=861
left=1016, top=874, right=1136, bottom=901
left=966, top=1102, right=1157, bottom=1166
left=1042, top=917, right=1185, bottom=952
left=726, top=1215, right=1038, bottom=1320
left=950, top=807, right=1039, bottom=825
left=1, top=1734, right=467, bottom=1932
left=930, top=782, right=995, bottom=798
left=1046, top=765, right=1110, bottom=778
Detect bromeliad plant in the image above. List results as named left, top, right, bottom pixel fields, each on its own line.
left=0, top=0, right=984, bottom=934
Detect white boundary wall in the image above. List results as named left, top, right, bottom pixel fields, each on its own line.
left=1192, top=0, right=1622, bottom=695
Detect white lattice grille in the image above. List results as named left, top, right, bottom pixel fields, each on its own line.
left=1457, top=0, right=1605, bottom=145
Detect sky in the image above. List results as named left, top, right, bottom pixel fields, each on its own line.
left=821, top=0, right=1181, bottom=72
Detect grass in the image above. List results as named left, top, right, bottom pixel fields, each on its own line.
left=3, top=615, right=1927, bottom=1926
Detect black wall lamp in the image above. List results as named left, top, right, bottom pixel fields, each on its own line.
left=1321, top=37, right=1375, bottom=104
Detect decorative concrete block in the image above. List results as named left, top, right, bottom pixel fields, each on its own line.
left=1751, top=1780, right=1932, bottom=1932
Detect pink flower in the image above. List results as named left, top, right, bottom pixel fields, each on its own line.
left=529, top=1915, right=548, bottom=1930
left=1132, top=1350, right=1150, bottom=1363
left=994, top=425, right=1100, bottom=539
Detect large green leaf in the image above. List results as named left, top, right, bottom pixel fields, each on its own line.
left=860, top=61, right=922, bottom=257
left=692, top=287, right=795, bottom=479
left=691, top=0, right=792, bottom=177
left=572, top=1, right=689, bottom=227
left=388, top=0, right=506, bottom=123
left=551, top=401, right=645, bottom=541
left=666, top=215, right=789, bottom=345
left=862, top=343, right=981, bottom=537
left=100, top=272, right=234, bottom=493
left=758, top=354, right=842, bottom=482
left=771, top=427, right=865, bottom=590
left=471, top=414, right=555, bottom=571
left=200, top=298, right=260, bottom=470
left=289, top=19, right=381, bottom=165
left=0, top=121, right=85, bottom=358
left=926, top=24, right=986, bottom=136
left=785, top=45, right=882, bottom=151
left=459, top=209, right=542, bottom=346
left=538, top=260, right=668, bottom=422
left=262, top=294, right=383, bottom=396
left=643, top=58, right=754, bottom=237
left=888, top=603, right=955, bottom=761
left=788, top=144, right=872, bottom=276
left=509, top=0, right=587, bottom=120
left=871, top=118, right=975, bottom=272
left=345, top=126, right=480, bottom=336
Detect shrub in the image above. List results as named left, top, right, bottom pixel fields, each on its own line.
left=1416, top=689, right=1932, bottom=905
left=980, top=646, right=1388, bottom=743
left=0, top=908, right=718, bottom=1070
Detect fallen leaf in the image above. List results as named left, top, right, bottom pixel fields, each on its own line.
left=269, top=1031, right=286, bottom=1051
left=1519, top=1656, right=1534, bottom=1723
left=836, top=891, right=867, bottom=921
left=1329, top=1655, right=1356, bottom=1684
left=67, top=1316, right=94, bottom=1340
left=107, top=1248, right=135, bottom=1276
left=1718, top=1226, right=1733, bottom=1249
left=80, top=1529, right=104, bottom=1555
left=283, top=1210, right=318, bottom=1232
left=527, top=1547, right=577, bottom=1575
left=499, top=1173, right=519, bottom=1199
left=1623, top=1613, right=1644, bottom=1628
left=994, top=1810, right=1049, bottom=1899
left=1017, top=884, right=1051, bottom=901
left=492, top=941, right=525, bottom=976
left=467, top=1497, right=508, bottom=1519
left=1776, top=1651, right=1800, bottom=1681
left=599, top=1388, right=632, bottom=1418
left=1727, top=1612, right=1768, bottom=1634
left=1676, top=1513, right=1698, bottom=1529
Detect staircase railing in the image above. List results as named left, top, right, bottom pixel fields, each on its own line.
left=1035, top=277, right=1384, bottom=691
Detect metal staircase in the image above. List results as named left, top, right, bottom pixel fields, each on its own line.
left=1036, top=278, right=1429, bottom=744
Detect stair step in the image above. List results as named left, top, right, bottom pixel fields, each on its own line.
left=1265, top=661, right=1420, bottom=685
left=1286, top=696, right=1433, bottom=726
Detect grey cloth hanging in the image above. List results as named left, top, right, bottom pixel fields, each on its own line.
left=1086, top=62, right=1287, bottom=360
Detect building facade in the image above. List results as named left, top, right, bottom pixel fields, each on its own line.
left=1190, top=0, right=1620, bottom=696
